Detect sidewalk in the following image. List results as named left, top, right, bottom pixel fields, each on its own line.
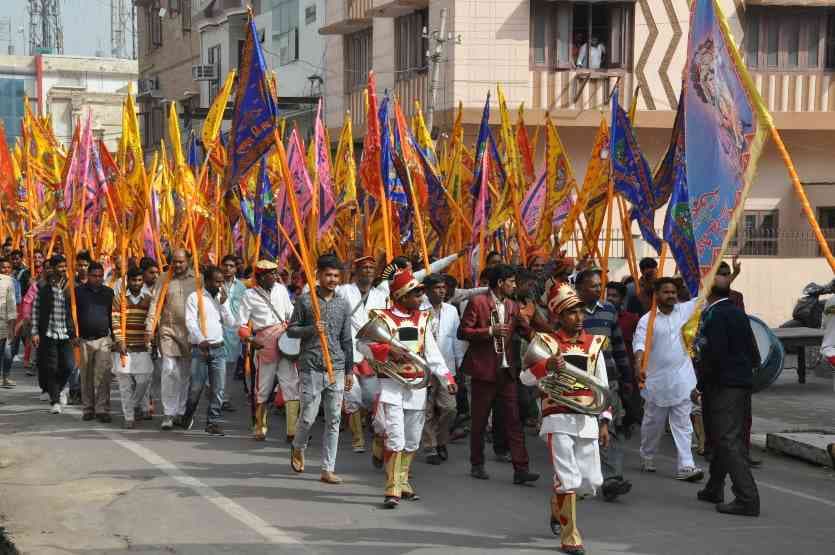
left=751, top=364, right=835, bottom=468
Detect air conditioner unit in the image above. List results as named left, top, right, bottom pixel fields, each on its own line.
left=137, top=77, right=159, bottom=95
left=192, top=64, right=217, bottom=81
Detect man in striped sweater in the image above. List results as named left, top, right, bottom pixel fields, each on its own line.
left=112, top=267, right=154, bottom=429
left=575, top=269, right=635, bottom=502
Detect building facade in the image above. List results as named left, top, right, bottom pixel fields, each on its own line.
left=0, top=54, right=137, bottom=151
left=320, top=0, right=835, bottom=325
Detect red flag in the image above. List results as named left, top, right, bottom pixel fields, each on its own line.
left=358, top=71, right=382, bottom=200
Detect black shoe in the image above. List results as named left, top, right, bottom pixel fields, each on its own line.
left=205, top=423, right=225, bottom=436
left=372, top=455, right=383, bottom=469
left=383, top=496, right=399, bottom=509
left=82, top=412, right=95, bottom=421
left=697, top=488, right=724, bottom=504
left=561, top=545, right=586, bottom=555
left=182, top=413, right=195, bottom=431
left=96, top=413, right=112, bottom=424
left=426, top=453, right=442, bottom=465
left=402, top=491, right=420, bottom=501
left=470, top=465, right=489, bottom=480
left=173, top=415, right=183, bottom=428
left=601, top=478, right=627, bottom=502
left=716, top=500, right=759, bottom=517
left=222, top=400, right=235, bottom=412
left=437, top=445, right=448, bottom=461
left=550, top=516, right=560, bottom=536
left=513, top=470, right=540, bottom=485
left=746, top=456, right=763, bottom=468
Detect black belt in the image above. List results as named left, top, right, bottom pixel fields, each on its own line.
left=81, top=335, right=110, bottom=341
left=193, top=342, right=224, bottom=349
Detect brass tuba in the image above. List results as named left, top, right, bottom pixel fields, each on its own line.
left=356, top=316, right=432, bottom=390
left=523, top=333, right=610, bottom=416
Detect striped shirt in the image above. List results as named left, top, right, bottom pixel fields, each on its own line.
left=113, top=289, right=152, bottom=351
left=582, top=301, right=633, bottom=384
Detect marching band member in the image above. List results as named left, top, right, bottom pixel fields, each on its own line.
left=420, top=273, right=467, bottom=465
left=287, top=254, right=354, bottom=485
left=357, top=270, right=457, bottom=508
left=237, top=260, right=297, bottom=442
left=520, top=283, right=611, bottom=555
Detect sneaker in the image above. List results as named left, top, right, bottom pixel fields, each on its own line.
left=39, top=392, right=50, bottom=401
left=50, top=403, right=62, bottom=414
left=676, top=467, right=705, bottom=482
left=1, top=377, right=16, bottom=388
left=59, top=389, right=68, bottom=406
left=641, top=458, right=657, bottom=473
left=182, top=413, right=195, bottom=431
left=161, top=416, right=174, bottom=430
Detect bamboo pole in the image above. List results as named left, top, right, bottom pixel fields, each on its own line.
left=273, top=129, right=335, bottom=384
left=638, top=242, right=668, bottom=387
left=599, top=177, right=616, bottom=301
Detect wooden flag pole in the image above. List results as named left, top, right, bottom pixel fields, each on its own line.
left=599, top=176, right=616, bottom=301
left=274, top=130, right=335, bottom=384
left=769, top=126, right=835, bottom=272
left=638, top=242, right=668, bottom=387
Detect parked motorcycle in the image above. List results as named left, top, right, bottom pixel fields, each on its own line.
left=780, top=279, right=835, bottom=329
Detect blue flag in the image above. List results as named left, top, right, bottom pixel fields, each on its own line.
left=412, top=134, right=448, bottom=236
left=228, top=16, right=277, bottom=187
left=651, top=92, right=683, bottom=210
left=256, top=160, right=279, bottom=259
left=610, top=89, right=663, bottom=252
left=186, top=132, right=201, bottom=174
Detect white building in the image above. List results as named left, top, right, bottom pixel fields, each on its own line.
left=0, top=54, right=137, bottom=151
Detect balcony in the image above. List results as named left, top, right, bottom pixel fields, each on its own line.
left=530, top=68, right=637, bottom=116
left=749, top=69, right=835, bottom=125
left=320, top=0, right=373, bottom=35
left=344, top=71, right=427, bottom=134
left=366, top=0, right=428, bottom=18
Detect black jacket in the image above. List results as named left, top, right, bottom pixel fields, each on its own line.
left=699, top=298, right=760, bottom=389
left=35, top=280, right=76, bottom=340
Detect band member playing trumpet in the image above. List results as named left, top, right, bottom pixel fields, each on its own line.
left=459, top=264, right=539, bottom=485
left=237, top=260, right=296, bottom=442
left=357, top=270, right=456, bottom=509
left=520, top=283, right=611, bottom=555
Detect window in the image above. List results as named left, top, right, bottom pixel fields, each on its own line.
left=305, top=5, right=316, bottom=25
left=149, top=6, right=163, bottom=49
left=345, top=28, right=372, bottom=92
left=530, top=0, right=633, bottom=70
left=273, top=0, right=299, bottom=65
left=732, top=210, right=779, bottom=256
left=744, top=7, right=832, bottom=70
left=395, top=9, right=428, bottom=81
left=208, top=44, right=221, bottom=102
left=182, top=0, right=192, bottom=31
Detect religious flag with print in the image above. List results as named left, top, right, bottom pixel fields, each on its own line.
left=610, top=89, right=663, bottom=252
left=228, top=14, right=277, bottom=187
left=684, top=0, right=770, bottom=284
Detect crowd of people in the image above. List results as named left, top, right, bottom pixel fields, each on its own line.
left=0, top=241, right=765, bottom=555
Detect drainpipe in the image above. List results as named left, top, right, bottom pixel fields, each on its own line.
left=35, top=54, right=44, bottom=115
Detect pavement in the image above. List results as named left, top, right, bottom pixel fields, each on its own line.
left=1, top=365, right=834, bottom=555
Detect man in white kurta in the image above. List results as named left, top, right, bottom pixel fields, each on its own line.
left=519, top=283, right=610, bottom=555
left=633, top=278, right=703, bottom=481
left=237, top=260, right=297, bottom=441
left=357, top=270, right=456, bottom=509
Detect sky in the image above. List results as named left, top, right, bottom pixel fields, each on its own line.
left=0, top=0, right=135, bottom=58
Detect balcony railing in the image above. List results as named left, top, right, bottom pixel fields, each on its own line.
left=749, top=69, right=835, bottom=113
left=530, top=68, right=636, bottom=113
left=320, top=0, right=373, bottom=34
left=344, top=71, right=428, bottom=134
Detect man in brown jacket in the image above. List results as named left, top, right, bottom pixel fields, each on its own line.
left=146, top=249, right=196, bottom=430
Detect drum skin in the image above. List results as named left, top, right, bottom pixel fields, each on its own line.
left=278, top=333, right=301, bottom=360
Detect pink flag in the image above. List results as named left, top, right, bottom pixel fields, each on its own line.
left=275, top=130, right=314, bottom=264
left=521, top=171, right=546, bottom=238
left=314, top=100, right=336, bottom=238
left=471, top=153, right=489, bottom=246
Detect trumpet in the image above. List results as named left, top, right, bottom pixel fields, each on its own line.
left=523, top=333, right=610, bottom=416
left=491, top=308, right=510, bottom=369
left=355, top=316, right=431, bottom=390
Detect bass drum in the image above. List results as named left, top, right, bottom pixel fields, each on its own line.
left=750, top=315, right=785, bottom=393
left=278, top=333, right=301, bottom=361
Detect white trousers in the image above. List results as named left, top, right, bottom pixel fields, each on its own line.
left=639, top=398, right=696, bottom=470
left=344, top=375, right=380, bottom=414
left=547, top=432, right=602, bottom=495
left=161, top=355, right=190, bottom=417
left=118, top=373, right=151, bottom=422
left=380, top=402, right=425, bottom=453
left=255, top=357, right=299, bottom=403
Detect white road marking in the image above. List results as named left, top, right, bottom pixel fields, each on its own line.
left=624, top=446, right=835, bottom=509
left=98, top=429, right=310, bottom=550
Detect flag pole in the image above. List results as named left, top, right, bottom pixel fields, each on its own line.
left=769, top=126, right=835, bottom=272
left=273, top=129, right=335, bottom=384
left=638, top=242, right=668, bottom=387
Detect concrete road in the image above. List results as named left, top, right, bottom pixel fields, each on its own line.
left=1, top=370, right=834, bottom=555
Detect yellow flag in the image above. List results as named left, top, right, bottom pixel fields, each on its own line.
left=538, top=114, right=578, bottom=243
left=559, top=119, right=609, bottom=251
left=119, top=87, right=145, bottom=202
left=168, top=101, right=185, bottom=168
left=413, top=101, right=436, bottom=167
left=202, top=70, right=236, bottom=148
left=333, top=112, right=356, bottom=204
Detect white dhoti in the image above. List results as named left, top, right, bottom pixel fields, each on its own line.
left=161, top=355, right=190, bottom=417
left=639, top=398, right=695, bottom=471
left=255, top=356, right=299, bottom=403
left=344, top=375, right=380, bottom=414
left=114, top=352, right=153, bottom=422
left=546, top=432, right=603, bottom=495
